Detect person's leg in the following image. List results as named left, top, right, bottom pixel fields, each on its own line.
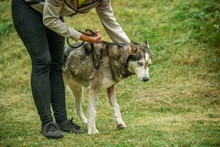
left=11, top=0, right=64, bottom=139
left=46, top=21, right=84, bottom=134
left=12, top=0, right=83, bottom=135
left=12, top=0, right=53, bottom=126
left=45, top=25, right=67, bottom=123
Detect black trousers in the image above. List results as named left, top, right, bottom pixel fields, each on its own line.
left=12, top=0, right=67, bottom=125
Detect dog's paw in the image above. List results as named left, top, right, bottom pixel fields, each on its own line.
left=117, top=122, right=127, bottom=130
left=88, top=129, right=99, bottom=134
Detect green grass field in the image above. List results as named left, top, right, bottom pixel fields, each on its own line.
left=0, top=0, right=220, bottom=146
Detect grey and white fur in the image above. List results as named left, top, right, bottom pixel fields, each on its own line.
left=63, top=40, right=152, bottom=134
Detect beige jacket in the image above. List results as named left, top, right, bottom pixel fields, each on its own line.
left=24, top=0, right=130, bottom=44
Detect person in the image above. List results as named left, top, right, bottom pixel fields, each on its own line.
left=11, top=0, right=130, bottom=139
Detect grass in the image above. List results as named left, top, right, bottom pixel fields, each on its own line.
left=0, top=0, right=220, bottom=146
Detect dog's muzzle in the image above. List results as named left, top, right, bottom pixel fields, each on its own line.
left=143, top=77, right=149, bottom=82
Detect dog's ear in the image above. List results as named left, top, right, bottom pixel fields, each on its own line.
left=129, top=42, right=137, bottom=55
left=143, top=40, right=150, bottom=48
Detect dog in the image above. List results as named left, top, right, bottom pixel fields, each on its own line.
left=62, top=40, right=152, bottom=134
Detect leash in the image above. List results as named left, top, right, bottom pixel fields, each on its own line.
left=66, top=29, right=100, bottom=69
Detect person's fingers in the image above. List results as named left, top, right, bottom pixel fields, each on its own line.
left=94, top=30, right=100, bottom=36
left=85, top=29, right=99, bottom=36
left=94, top=29, right=100, bottom=33
left=95, top=34, right=102, bottom=43
left=97, top=37, right=102, bottom=43
left=79, top=32, right=102, bottom=43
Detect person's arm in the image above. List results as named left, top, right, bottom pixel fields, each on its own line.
left=43, top=0, right=102, bottom=43
left=43, top=0, right=81, bottom=41
left=95, top=0, right=130, bottom=44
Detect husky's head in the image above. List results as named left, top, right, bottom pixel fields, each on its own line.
left=126, top=40, right=152, bottom=82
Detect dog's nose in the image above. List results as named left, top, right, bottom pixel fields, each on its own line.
left=143, top=77, right=149, bottom=81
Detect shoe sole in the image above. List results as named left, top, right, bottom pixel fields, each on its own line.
left=43, top=134, right=64, bottom=139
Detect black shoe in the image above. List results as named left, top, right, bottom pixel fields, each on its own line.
left=41, top=122, right=64, bottom=139
left=58, top=117, right=84, bottom=134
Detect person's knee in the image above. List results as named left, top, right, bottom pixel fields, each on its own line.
left=50, top=60, right=63, bottom=75
left=32, top=56, right=51, bottom=74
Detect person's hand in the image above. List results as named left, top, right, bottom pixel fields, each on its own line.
left=79, top=29, right=103, bottom=44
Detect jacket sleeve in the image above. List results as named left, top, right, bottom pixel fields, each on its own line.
left=95, top=1, right=130, bottom=44
left=43, top=0, right=81, bottom=41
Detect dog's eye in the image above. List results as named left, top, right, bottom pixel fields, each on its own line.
left=148, top=64, right=151, bottom=67
left=137, top=62, right=143, bottom=66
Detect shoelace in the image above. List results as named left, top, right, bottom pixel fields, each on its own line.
left=69, top=117, right=81, bottom=130
left=46, top=122, right=59, bottom=132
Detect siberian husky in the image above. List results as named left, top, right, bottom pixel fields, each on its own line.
left=63, top=41, right=152, bottom=134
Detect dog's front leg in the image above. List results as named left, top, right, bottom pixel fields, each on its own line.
left=87, top=88, right=99, bottom=134
left=73, top=86, right=87, bottom=124
left=107, top=85, right=126, bottom=129
left=65, top=79, right=87, bottom=124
